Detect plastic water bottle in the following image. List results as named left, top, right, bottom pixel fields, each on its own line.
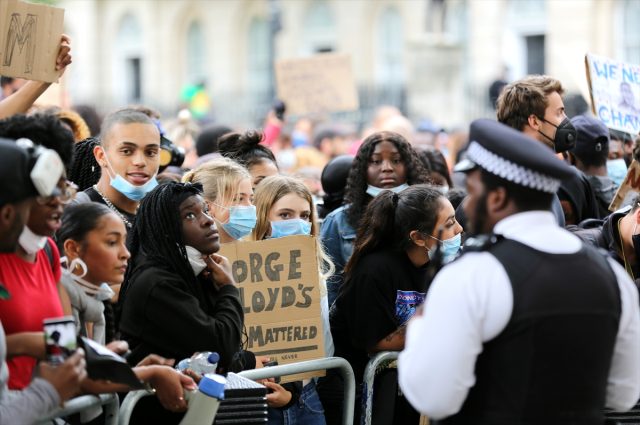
left=179, top=373, right=226, bottom=425
left=176, top=352, right=219, bottom=375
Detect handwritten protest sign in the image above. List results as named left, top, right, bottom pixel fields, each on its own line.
left=219, top=235, right=325, bottom=382
left=275, top=53, right=359, bottom=115
left=586, top=53, right=640, bottom=135
left=609, top=160, right=640, bottom=211
left=0, top=0, right=64, bottom=83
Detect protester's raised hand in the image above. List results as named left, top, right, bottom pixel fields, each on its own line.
left=264, top=381, right=292, bottom=408
left=56, top=34, right=72, bottom=73
left=204, top=254, right=234, bottom=289
left=147, top=366, right=196, bottom=412
left=39, top=349, right=87, bottom=402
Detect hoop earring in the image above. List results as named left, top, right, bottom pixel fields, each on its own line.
left=69, top=257, right=88, bottom=278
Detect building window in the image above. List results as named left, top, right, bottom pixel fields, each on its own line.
left=302, top=0, right=336, bottom=55
left=248, top=17, right=270, bottom=99
left=526, top=34, right=545, bottom=74
left=116, top=13, right=143, bottom=103
left=622, top=0, right=640, bottom=64
left=376, top=6, right=404, bottom=87
left=186, top=21, right=206, bottom=85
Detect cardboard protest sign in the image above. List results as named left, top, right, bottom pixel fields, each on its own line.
left=586, top=53, right=640, bottom=135
left=0, top=0, right=64, bottom=83
left=219, top=235, right=325, bottom=382
left=275, top=53, right=359, bottom=115
left=609, top=159, right=640, bottom=211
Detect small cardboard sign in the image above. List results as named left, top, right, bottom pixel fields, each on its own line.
left=275, top=53, right=359, bottom=115
left=609, top=159, right=640, bottom=211
left=0, top=0, right=64, bottom=83
left=219, top=235, right=325, bottom=382
left=586, top=53, right=640, bottom=135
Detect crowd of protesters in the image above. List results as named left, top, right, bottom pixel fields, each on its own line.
left=1, top=30, right=640, bottom=425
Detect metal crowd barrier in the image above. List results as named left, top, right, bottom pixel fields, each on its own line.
left=361, top=351, right=399, bottom=425
left=35, top=393, right=119, bottom=425
left=239, top=356, right=356, bottom=425
left=118, top=389, right=155, bottom=425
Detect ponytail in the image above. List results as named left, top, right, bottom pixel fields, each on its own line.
left=344, top=191, right=397, bottom=277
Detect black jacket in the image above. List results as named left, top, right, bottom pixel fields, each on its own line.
left=119, top=257, right=245, bottom=372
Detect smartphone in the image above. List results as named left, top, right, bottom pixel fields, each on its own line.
left=43, top=316, right=77, bottom=365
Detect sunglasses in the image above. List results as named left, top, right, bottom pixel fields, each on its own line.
left=36, top=179, right=78, bottom=205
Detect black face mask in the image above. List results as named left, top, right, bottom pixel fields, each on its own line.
left=537, top=116, right=577, bottom=153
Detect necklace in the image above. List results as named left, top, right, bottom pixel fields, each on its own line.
left=618, top=219, right=635, bottom=280
left=93, top=185, right=132, bottom=228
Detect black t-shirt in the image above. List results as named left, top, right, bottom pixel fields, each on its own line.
left=84, top=187, right=136, bottom=228
left=330, top=249, right=428, bottom=381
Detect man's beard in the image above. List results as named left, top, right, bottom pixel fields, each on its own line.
left=470, top=192, right=489, bottom=236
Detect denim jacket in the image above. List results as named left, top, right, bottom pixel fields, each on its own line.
left=320, top=206, right=357, bottom=307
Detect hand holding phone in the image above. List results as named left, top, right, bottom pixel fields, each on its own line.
left=43, top=316, right=77, bottom=365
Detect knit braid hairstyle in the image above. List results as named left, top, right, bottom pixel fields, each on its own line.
left=119, top=182, right=204, bottom=303
left=68, top=137, right=101, bottom=191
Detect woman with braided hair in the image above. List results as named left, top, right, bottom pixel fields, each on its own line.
left=322, top=185, right=462, bottom=425
left=118, top=181, right=243, bottom=365
left=118, top=181, right=245, bottom=422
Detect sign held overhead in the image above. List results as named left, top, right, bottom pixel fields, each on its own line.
left=275, top=53, right=359, bottom=115
left=0, top=0, right=64, bottom=83
left=586, top=53, right=640, bottom=135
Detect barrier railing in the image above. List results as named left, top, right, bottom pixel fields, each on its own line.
left=35, top=393, right=119, bottom=425
left=118, top=389, right=155, bottom=425
left=239, top=356, right=356, bottom=425
left=362, top=351, right=399, bottom=425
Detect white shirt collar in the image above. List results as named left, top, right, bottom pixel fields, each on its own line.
left=493, top=211, right=582, bottom=254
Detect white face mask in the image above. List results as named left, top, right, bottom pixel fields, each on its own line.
left=185, top=245, right=207, bottom=276
left=60, top=256, right=115, bottom=301
left=18, top=226, right=47, bottom=255
left=366, top=183, right=409, bottom=197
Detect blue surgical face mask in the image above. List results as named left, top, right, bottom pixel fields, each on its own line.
left=428, top=233, right=462, bottom=264
left=270, top=219, right=312, bottom=239
left=607, top=158, right=627, bottom=187
left=366, top=183, right=409, bottom=197
left=217, top=205, right=257, bottom=240
left=101, top=148, right=158, bottom=201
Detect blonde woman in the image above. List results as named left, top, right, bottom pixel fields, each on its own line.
left=252, top=175, right=334, bottom=425
left=182, top=158, right=256, bottom=243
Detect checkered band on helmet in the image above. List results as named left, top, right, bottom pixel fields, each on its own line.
left=466, top=141, right=561, bottom=194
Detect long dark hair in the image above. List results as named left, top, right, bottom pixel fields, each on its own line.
left=119, top=182, right=203, bottom=303
left=344, top=131, right=429, bottom=228
left=344, top=184, right=444, bottom=277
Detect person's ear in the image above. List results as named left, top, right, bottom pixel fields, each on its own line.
left=486, top=187, right=508, bottom=215
left=527, top=114, right=542, bottom=131
left=409, top=230, right=428, bottom=248
left=0, top=204, right=15, bottom=230
left=63, top=239, right=81, bottom=260
left=93, top=144, right=106, bottom=168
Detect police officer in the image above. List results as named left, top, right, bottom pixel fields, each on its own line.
left=398, top=119, right=640, bottom=424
